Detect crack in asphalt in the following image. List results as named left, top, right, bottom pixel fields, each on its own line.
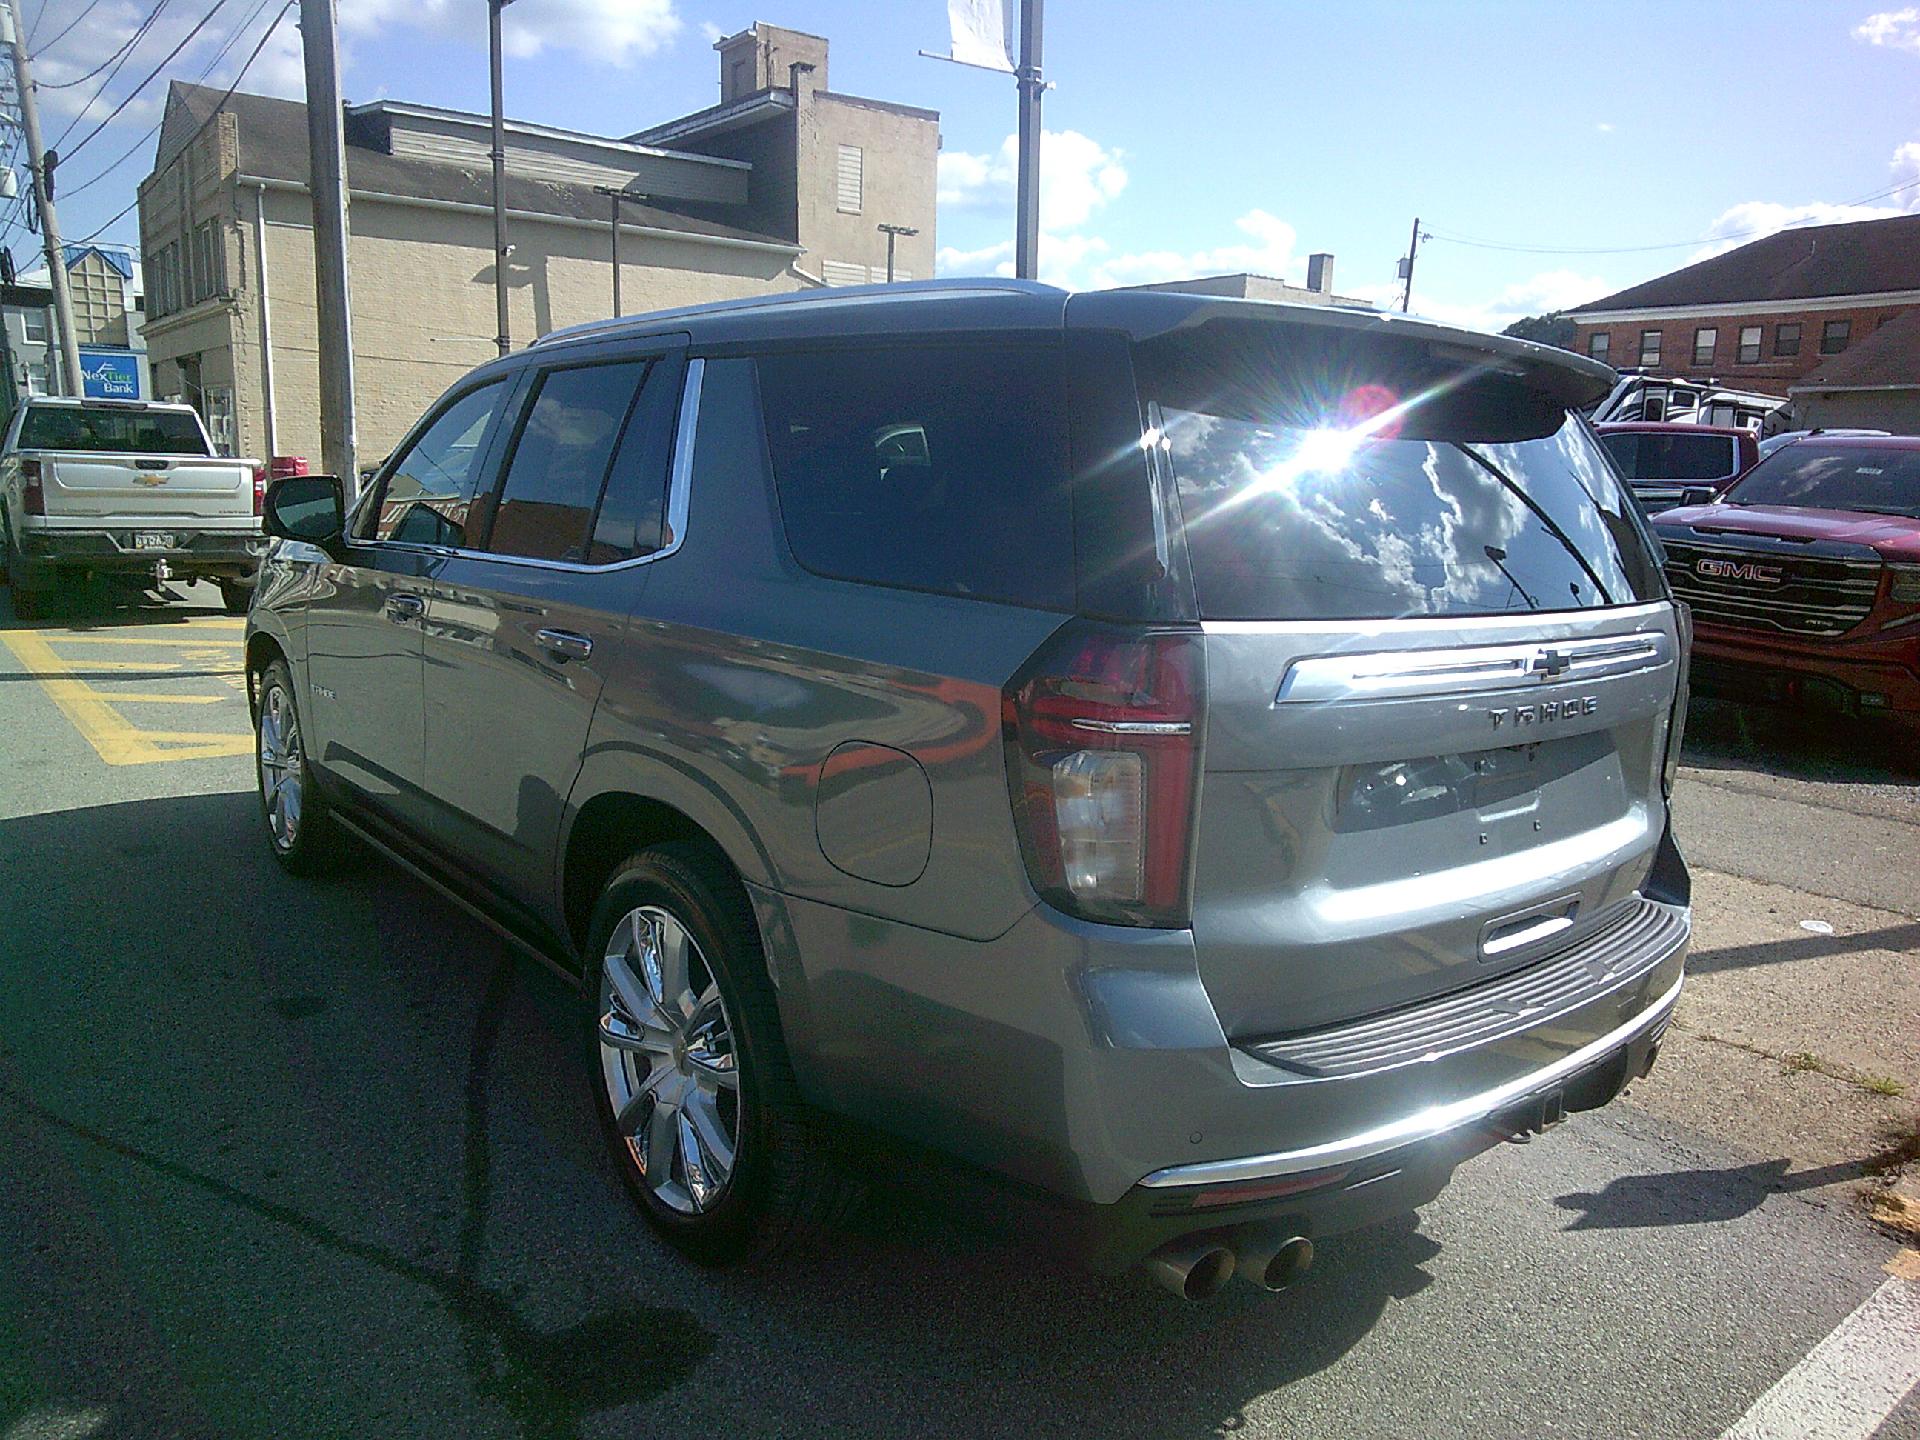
left=0, top=963, right=717, bottom=1439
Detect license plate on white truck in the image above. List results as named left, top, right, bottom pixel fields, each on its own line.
left=132, top=532, right=178, bottom=551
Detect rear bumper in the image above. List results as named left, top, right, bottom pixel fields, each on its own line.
left=17, top=526, right=266, bottom=575
left=753, top=853, right=1690, bottom=1267
left=1690, top=622, right=1920, bottom=720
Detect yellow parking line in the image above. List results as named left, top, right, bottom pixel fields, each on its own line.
left=93, top=693, right=227, bottom=705
left=1, top=629, right=252, bottom=765
left=52, top=635, right=243, bottom=648
left=37, top=658, right=187, bottom=672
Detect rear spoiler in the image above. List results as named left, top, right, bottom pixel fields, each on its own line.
left=1065, top=290, right=1617, bottom=412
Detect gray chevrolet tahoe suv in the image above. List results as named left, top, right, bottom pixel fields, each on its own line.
left=247, top=281, right=1691, bottom=1299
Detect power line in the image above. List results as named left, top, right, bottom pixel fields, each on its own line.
left=58, top=0, right=275, bottom=201
left=55, top=0, right=233, bottom=163
left=1426, top=175, right=1920, bottom=257
left=30, top=0, right=111, bottom=59
left=41, top=0, right=172, bottom=89
left=70, top=0, right=289, bottom=245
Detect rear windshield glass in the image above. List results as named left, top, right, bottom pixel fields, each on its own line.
left=17, top=405, right=209, bottom=455
left=1137, top=327, right=1664, bottom=621
left=756, top=342, right=1073, bottom=610
left=1598, top=430, right=1738, bottom=481
left=1724, top=444, right=1920, bottom=518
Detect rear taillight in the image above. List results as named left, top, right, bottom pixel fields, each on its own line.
left=252, top=464, right=268, bottom=516
left=1003, top=624, right=1204, bottom=928
left=21, top=458, right=44, bottom=516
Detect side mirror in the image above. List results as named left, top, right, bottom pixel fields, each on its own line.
left=1679, top=486, right=1718, bottom=508
left=263, top=473, right=346, bottom=549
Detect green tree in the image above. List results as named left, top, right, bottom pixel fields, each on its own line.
left=1502, top=311, right=1578, bottom=350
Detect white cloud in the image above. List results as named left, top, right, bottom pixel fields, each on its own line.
left=700, top=21, right=727, bottom=44
left=340, top=0, right=682, bottom=64
left=937, top=130, right=1128, bottom=231
left=1854, top=7, right=1920, bottom=52
left=1686, top=138, right=1920, bottom=259
left=1083, top=209, right=1301, bottom=291
left=1595, top=122, right=1616, bottom=133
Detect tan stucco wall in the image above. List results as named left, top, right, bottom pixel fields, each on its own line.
left=190, top=186, right=805, bottom=466
left=798, top=92, right=938, bottom=283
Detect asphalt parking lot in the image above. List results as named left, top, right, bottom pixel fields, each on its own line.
left=2, top=585, right=1916, bottom=1440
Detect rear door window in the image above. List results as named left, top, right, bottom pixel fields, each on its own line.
left=1138, top=326, right=1663, bottom=621
left=1598, top=431, right=1737, bottom=481
left=18, top=405, right=209, bottom=454
left=755, top=343, right=1074, bottom=610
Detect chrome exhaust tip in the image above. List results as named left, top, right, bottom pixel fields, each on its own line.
left=1142, top=1236, right=1237, bottom=1301
left=1234, top=1227, right=1314, bottom=1292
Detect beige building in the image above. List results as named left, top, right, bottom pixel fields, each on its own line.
left=136, top=22, right=938, bottom=466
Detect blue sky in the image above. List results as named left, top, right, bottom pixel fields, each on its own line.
left=11, top=0, right=1920, bottom=333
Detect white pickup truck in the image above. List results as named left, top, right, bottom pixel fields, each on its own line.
left=0, top=397, right=265, bottom=619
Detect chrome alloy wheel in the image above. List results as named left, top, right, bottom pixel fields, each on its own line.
left=599, top=905, right=740, bottom=1214
left=257, top=683, right=304, bottom=852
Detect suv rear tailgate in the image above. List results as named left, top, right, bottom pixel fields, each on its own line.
left=1192, top=603, right=1680, bottom=1038
left=37, top=453, right=252, bottom=521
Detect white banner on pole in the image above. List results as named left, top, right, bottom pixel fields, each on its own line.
left=946, top=0, right=1015, bottom=72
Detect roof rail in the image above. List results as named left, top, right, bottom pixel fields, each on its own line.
left=529, top=277, right=1066, bottom=348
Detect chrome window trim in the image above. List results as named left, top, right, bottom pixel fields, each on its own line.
left=1202, top=597, right=1676, bottom=637
left=1272, top=629, right=1672, bottom=706
left=343, top=358, right=704, bottom=576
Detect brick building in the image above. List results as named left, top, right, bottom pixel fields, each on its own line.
left=1567, top=214, right=1920, bottom=414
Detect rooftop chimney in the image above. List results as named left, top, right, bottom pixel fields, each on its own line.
left=1307, top=253, right=1334, bottom=294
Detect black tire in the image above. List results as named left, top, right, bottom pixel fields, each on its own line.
left=584, top=842, right=851, bottom=1265
left=3, top=518, right=52, bottom=621
left=254, top=658, right=338, bottom=874
left=218, top=579, right=252, bottom=615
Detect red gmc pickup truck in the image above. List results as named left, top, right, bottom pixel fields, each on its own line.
left=1652, top=435, right=1920, bottom=731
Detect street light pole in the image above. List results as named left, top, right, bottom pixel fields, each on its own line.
left=489, top=0, right=513, bottom=355
left=877, top=222, right=918, bottom=283
left=3, top=0, right=83, bottom=395
left=1013, top=0, right=1044, bottom=280
left=593, top=186, right=646, bottom=317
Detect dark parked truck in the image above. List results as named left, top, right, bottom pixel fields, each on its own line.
left=246, top=281, right=1692, bottom=1298
left=1654, top=435, right=1920, bottom=730
left=0, top=397, right=264, bottom=618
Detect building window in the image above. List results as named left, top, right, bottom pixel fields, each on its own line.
left=836, top=144, right=864, bottom=215
left=1587, top=331, right=1610, bottom=362
left=203, top=386, right=236, bottom=457
left=1737, top=325, right=1762, bottom=364
left=1692, top=327, right=1717, bottom=367
left=25, top=359, right=50, bottom=395
left=1639, top=329, right=1662, bottom=367
left=1774, top=322, right=1801, bottom=357
left=69, top=251, right=127, bottom=345
left=23, top=307, right=48, bottom=344
left=1820, top=319, right=1851, bottom=354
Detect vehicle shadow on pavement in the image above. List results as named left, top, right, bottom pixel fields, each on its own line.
left=1553, top=1155, right=1879, bottom=1231
left=1, top=581, right=233, bottom=630
left=0, top=790, right=1443, bottom=1440
left=1687, top=919, right=1920, bottom=976
left=1681, top=698, right=1920, bottom=783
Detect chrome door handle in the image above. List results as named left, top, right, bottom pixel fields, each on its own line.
left=536, top=628, right=593, bottom=661
left=384, top=592, right=426, bottom=621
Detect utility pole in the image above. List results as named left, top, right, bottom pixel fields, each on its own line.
left=593, top=185, right=644, bottom=317
left=299, top=0, right=357, bottom=487
left=877, top=222, right=918, bottom=283
left=1399, top=216, right=1428, bottom=314
left=3, top=0, right=83, bottom=395
left=1013, top=0, right=1044, bottom=280
left=489, top=0, right=513, bottom=355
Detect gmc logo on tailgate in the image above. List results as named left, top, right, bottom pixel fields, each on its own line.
left=1696, top=557, right=1784, bottom=585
